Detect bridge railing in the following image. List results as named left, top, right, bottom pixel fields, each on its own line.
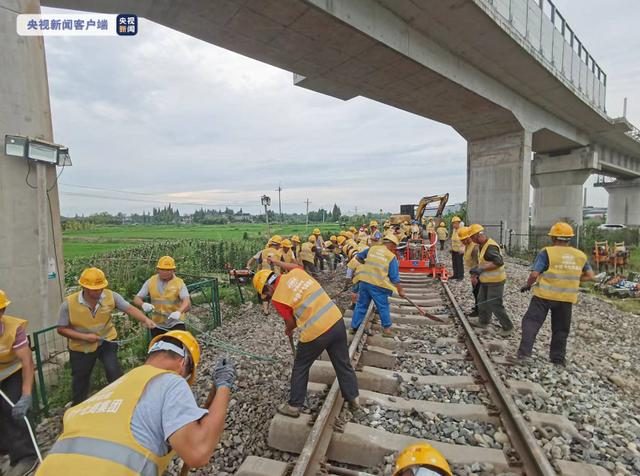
left=481, top=0, right=607, bottom=113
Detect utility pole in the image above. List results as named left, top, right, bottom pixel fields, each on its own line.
left=305, top=198, right=311, bottom=232
left=276, top=184, right=283, bottom=223
left=261, top=195, right=271, bottom=236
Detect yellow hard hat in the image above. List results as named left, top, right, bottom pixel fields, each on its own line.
left=451, top=216, right=462, bottom=223
left=456, top=226, right=470, bottom=240
left=383, top=221, right=390, bottom=228
left=308, top=235, right=317, bottom=243
left=330, top=235, right=337, bottom=242
left=548, top=222, right=574, bottom=238
left=337, top=236, right=346, bottom=245
left=252, top=269, right=273, bottom=295
left=349, top=227, right=357, bottom=233
left=439, top=222, right=446, bottom=227
left=149, top=330, right=201, bottom=386
left=78, top=267, right=108, bottom=290
left=291, top=235, right=301, bottom=243
left=393, top=442, right=452, bottom=476
left=270, top=235, right=283, bottom=245
left=370, top=220, right=378, bottom=227
left=467, top=224, right=484, bottom=236
left=156, top=255, right=176, bottom=270
left=383, top=234, right=400, bottom=246
left=281, top=239, right=292, bottom=248
left=345, top=231, right=354, bottom=239
left=339, top=231, right=348, bottom=238
left=0, top=290, right=11, bottom=309
left=312, top=228, right=321, bottom=235
left=403, top=220, right=409, bottom=225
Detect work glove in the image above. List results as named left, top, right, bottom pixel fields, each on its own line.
left=520, top=284, right=532, bottom=293
left=141, top=302, right=154, bottom=313
left=167, top=311, right=182, bottom=324
left=212, top=357, right=236, bottom=389
left=12, top=394, right=32, bottom=420
left=469, top=267, right=483, bottom=276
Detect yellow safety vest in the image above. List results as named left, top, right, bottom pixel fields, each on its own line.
left=436, top=226, right=448, bottom=241
left=271, top=269, right=341, bottom=343
left=451, top=228, right=462, bottom=252
left=347, top=256, right=364, bottom=283
left=281, top=249, right=296, bottom=264
left=533, top=246, right=587, bottom=304
left=0, top=316, right=27, bottom=382
left=67, top=291, right=118, bottom=353
left=464, top=243, right=479, bottom=269
left=478, top=239, right=507, bottom=284
left=37, top=365, right=176, bottom=476
left=148, top=275, right=185, bottom=325
left=353, top=245, right=397, bottom=293
left=299, top=243, right=315, bottom=264
left=261, top=247, right=282, bottom=273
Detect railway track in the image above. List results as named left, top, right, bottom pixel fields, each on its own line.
left=235, top=272, right=610, bottom=476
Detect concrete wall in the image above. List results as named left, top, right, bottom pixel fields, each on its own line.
left=604, top=178, right=640, bottom=226
left=0, top=0, right=64, bottom=332
left=467, top=130, right=532, bottom=244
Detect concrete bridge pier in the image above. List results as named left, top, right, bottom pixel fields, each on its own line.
left=603, top=178, right=640, bottom=226
left=467, top=130, right=532, bottom=247
left=531, top=148, right=597, bottom=233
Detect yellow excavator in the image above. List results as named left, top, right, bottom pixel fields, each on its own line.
left=389, top=193, right=449, bottom=225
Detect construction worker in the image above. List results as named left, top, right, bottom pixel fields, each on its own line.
left=311, top=228, right=325, bottom=271
left=134, top=256, right=191, bottom=338
left=252, top=265, right=359, bottom=418
left=336, top=235, right=347, bottom=264
left=37, top=331, right=235, bottom=475
left=457, top=226, right=480, bottom=317
left=351, top=234, right=406, bottom=337
left=345, top=246, right=367, bottom=310
left=450, top=216, right=464, bottom=280
left=290, top=235, right=302, bottom=258
left=436, top=221, right=449, bottom=251
left=0, top=290, right=38, bottom=476
left=512, top=222, right=594, bottom=365
left=300, top=235, right=317, bottom=275
left=57, top=267, right=156, bottom=405
left=280, top=239, right=296, bottom=270
left=324, top=237, right=337, bottom=271
left=467, top=225, right=513, bottom=336
left=261, top=235, right=283, bottom=273
left=393, top=442, right=452, bottom=476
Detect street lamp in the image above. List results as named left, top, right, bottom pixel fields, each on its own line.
left=261, top=195, right=271, bottom=235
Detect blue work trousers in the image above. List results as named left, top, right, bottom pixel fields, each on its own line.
left=351, top=282, right=392, bottom=329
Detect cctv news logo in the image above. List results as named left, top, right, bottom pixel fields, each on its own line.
left=17, top=13, right=138, bottom=36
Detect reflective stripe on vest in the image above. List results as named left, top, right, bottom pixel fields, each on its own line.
left=478, top=238, right=506, bottom=283
left=0, top=315, right=27, bottom=382
left=67, top=291, right=117, bottom=353
left=353, top=245, right=396, bottom=293
left=48, top=437, right=158, bottom=476
left=533, top=246, right=586, bottom=304
left=149, top=275, right=185, bottom=325
left=272, top=269, right=341, bottom=343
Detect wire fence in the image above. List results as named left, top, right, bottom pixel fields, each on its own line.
left=31, top=277, right=220, bottom=416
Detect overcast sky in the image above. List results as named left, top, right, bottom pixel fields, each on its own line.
left=43, top=1, right=640, bottom=216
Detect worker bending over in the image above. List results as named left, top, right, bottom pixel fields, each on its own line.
left=457, top=226, right=480, bottom=317
left=253, top=264, right=359, bottom=418
left=467, top=226, right=513, bottom=336
left=393, top=442, right=452, bottom=476
left=512, top=222, right=594, bottom=365
left=57, top=267, right=156, bottom=405
left=134, top=256, right=191, bottom=338
left=0, top=290, right=38, bottom=476
left=37, top=331, right=235, bottom=475
left=351, top=235, right=406, bottom=338
left=450, top=216, right=464, bottom=280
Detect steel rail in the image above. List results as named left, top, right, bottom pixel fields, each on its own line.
left=291, top=303, right=374, bottom=476
left=441, top=281, right=556, bottom=476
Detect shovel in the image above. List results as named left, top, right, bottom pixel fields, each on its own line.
left=402, top=295, right=445, bottom=323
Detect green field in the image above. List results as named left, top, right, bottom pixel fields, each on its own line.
left=63, top=223, right=342, bottom=258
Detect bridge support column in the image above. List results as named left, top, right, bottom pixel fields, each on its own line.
left=0, top=0, right=64, bottom=331
left=603, top=178, right=640, bottom=226
left=531, top=148, right=597, bottom=233
left=467, top=130, right=532, bottom=247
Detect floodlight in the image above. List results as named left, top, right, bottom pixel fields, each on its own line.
left=4, top=135, right=26, bottom=157
left=4, top=134, right=71, bottom=166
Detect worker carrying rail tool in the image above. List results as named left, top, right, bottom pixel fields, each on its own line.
left=510, top=222, right=594, bottom=366
left=351, top=234, right=406, bottom=338
left=37, top=330, right=235, bottom=475
left=393, top=442, right=452, bottom=476
left=466, top=225, right=514, bottom=337
left=134, top=256, right=191, bottom=338
left=0, top=290, right=39, bottom=476
left=252, top=261, right=359, bottom=418
left=57, top=268, right=156, bottom=405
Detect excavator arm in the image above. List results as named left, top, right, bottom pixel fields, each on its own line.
left=415, top=193, right=449, bottom=223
